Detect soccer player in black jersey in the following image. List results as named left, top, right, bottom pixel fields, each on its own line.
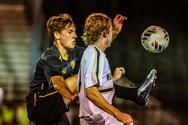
left=26, top=13, right=156, bottom=125
left=25, top=14, right=83, bottom=125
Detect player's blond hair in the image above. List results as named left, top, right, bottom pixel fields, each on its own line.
left=82, top=13, right=112, bottom=45
left=46, top=13, right=75, bottom=40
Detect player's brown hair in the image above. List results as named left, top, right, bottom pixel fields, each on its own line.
left=82, top=13, right=112, bottom=45
left=46, top=13, right=75, bottom=40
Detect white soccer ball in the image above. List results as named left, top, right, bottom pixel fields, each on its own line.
left=141, top=25, right=169, bottom=53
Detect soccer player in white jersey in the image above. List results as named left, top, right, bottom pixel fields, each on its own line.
left=78, top=13, right=133, bottom=125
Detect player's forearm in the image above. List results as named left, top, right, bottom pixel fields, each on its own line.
left=64, top=74, right=78, bottom=94
left=112, top=29, right=119, bottom=41
left=86, top=86, right=121, bottom=117
left=51, top=76, right=74, bottom=100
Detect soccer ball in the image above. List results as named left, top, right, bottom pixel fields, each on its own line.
left=141, top=25, right=169, bottom=53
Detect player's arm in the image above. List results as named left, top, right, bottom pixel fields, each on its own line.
left=43, top=57, right=79, bottom=105
left=112, top=67, right=125, bottom=83
left=64, top=74, right=78, bottom=94
left=86, top=85, right=133, bottom=124
left=51, top=74, right=79, bottom=105
left=64, top=74, right=79, bottom=103
left=112, top=14, right=127, bottom=41
left=51, top=76, right=75, bottom=105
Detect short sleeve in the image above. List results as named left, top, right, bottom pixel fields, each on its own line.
left=82, top=48, right=104, bottom=88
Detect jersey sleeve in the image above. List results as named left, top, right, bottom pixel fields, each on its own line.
left=42, top=55, right=62, bottom=83
left=83, top=48, right=104, bottom=88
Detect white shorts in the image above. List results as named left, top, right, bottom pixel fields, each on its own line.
left=80, top=112, right=124, bottom=125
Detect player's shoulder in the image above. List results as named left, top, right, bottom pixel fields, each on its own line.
left=82, top=45, right=100, bottom=61
left=85, top=45, right=102, bottom=55
left=70, top=45, right=85, bottom=57
left=85, top=45, right=95, bottom=52
left=74, top=45, right=85, bottom=52
left=40, top=46, right=60, bottom=65
left=83, top=45, right=93, bottom=56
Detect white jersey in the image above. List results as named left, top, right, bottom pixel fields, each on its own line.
left=78, top=45, right=123, bottom=125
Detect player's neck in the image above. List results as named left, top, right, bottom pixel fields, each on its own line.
left=94, top=40, right=106, bottom=52
left=54, top=41, right=67, bottom=56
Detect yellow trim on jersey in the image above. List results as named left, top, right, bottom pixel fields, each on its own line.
left=62, top=54, right=68, bottom=60
left=92, top=46, right=102, bottom=84
left=71, top=61, right=75, bottom=69
left=41, top=83, right=44, bottom=90
left=93, top=46, right=97, bottom=82
left=62, top=69, right=66, bottom=74
left=34, top=93, right=37, bottom=106
left=59, top=54, right=68, bottom=61
left=98, top=85, right=114, bottom=90
left=49, top=76, right=64, bottom=87
left=38, top=91, right=58, bottom=98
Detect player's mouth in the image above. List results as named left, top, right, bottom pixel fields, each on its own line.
left=73, top=40, right=76, bottom=45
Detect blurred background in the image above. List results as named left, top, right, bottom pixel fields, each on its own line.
left=0, top=0, right=187, bottom=124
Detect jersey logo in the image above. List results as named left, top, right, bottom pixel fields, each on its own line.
left=106, top=73, right=112, bottom=81
left=61, top=60, right=75, bottom=74
left=71, top=61, right=75, bottom=69
left=62, top=68, right=67, bottom=74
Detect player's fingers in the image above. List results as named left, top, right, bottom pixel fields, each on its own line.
left=117, top=15, right=127, bottom=24
left=127, top=117, right=133, bottom=124
left=115, top=14, right=121, bottom=19
left=118, top=67, right=125, bottom=74
left=122, top=113, right=133, bottom=124
left=121, top=15, right=128, bottom=20
left=125, top=118, right=133, bottom=125
left=129, top=122, right=134, bottom=125
left=114, top=15, right=123, bottom=22
left=122, top=120, right=132, bottom=125
left=115, top=14, right=127, bottom=20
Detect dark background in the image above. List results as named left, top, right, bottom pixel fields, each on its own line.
left=0, top=0, right=187, bottom=124
left=32, top=0, right=188, bottom=124
left=41, top=0, right=188, bottom=84
left=39, top=0, right=188, bottom=123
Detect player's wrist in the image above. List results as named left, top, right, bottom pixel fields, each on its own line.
left=71, top=94, right=79, bottom=104
left=114, top=110, right=122, bottom=119
left=112, top=76, right=118, bottom=83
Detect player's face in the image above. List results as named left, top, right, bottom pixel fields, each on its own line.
left=105, top=26, right=113, bottom=48
left=58, top=25, right=77, bottom=49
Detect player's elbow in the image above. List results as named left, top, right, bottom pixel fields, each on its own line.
left=50, top=76, right=65, bottom=91
left=51, top=76, right=64, bottom=85
left=86, top=86, right=98, bottom=100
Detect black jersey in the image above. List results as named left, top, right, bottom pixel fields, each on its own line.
left=25, top=45, right=84, bottom=124
left=29, top=45, right=84, bottom=93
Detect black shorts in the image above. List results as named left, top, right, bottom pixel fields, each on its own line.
left=25, top=87, right=69, bottom=125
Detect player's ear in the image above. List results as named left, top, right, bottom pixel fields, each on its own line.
left=54, top=31, right=60, bottom=40
left=102, top=31, right=107, bottom=38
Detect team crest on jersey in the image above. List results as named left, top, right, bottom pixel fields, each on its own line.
left=71, top=61, right=75, bottom=69
left=62, top=68, right=67, bottom=74
left=61, top=60, right=75, bottom=74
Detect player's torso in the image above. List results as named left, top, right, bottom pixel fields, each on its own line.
left=30, top=45, right=83, bottom=92
left=79, top=45, right=115, bottom=114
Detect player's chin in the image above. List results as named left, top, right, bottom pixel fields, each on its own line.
left=106, top=44, right=111, bottom=48
left=69, top=44, right=76, bottom=49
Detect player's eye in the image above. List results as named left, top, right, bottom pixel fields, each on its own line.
left=68, top=30, right=74, bottom=34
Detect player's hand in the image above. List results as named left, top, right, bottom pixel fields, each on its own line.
left=72, top=94, right=79, bottom=104
left=115, top=112, right=133, bottom=125
left=112, top=67, right=125, bottom=82
left=113, top=14, right=127, bottom=33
